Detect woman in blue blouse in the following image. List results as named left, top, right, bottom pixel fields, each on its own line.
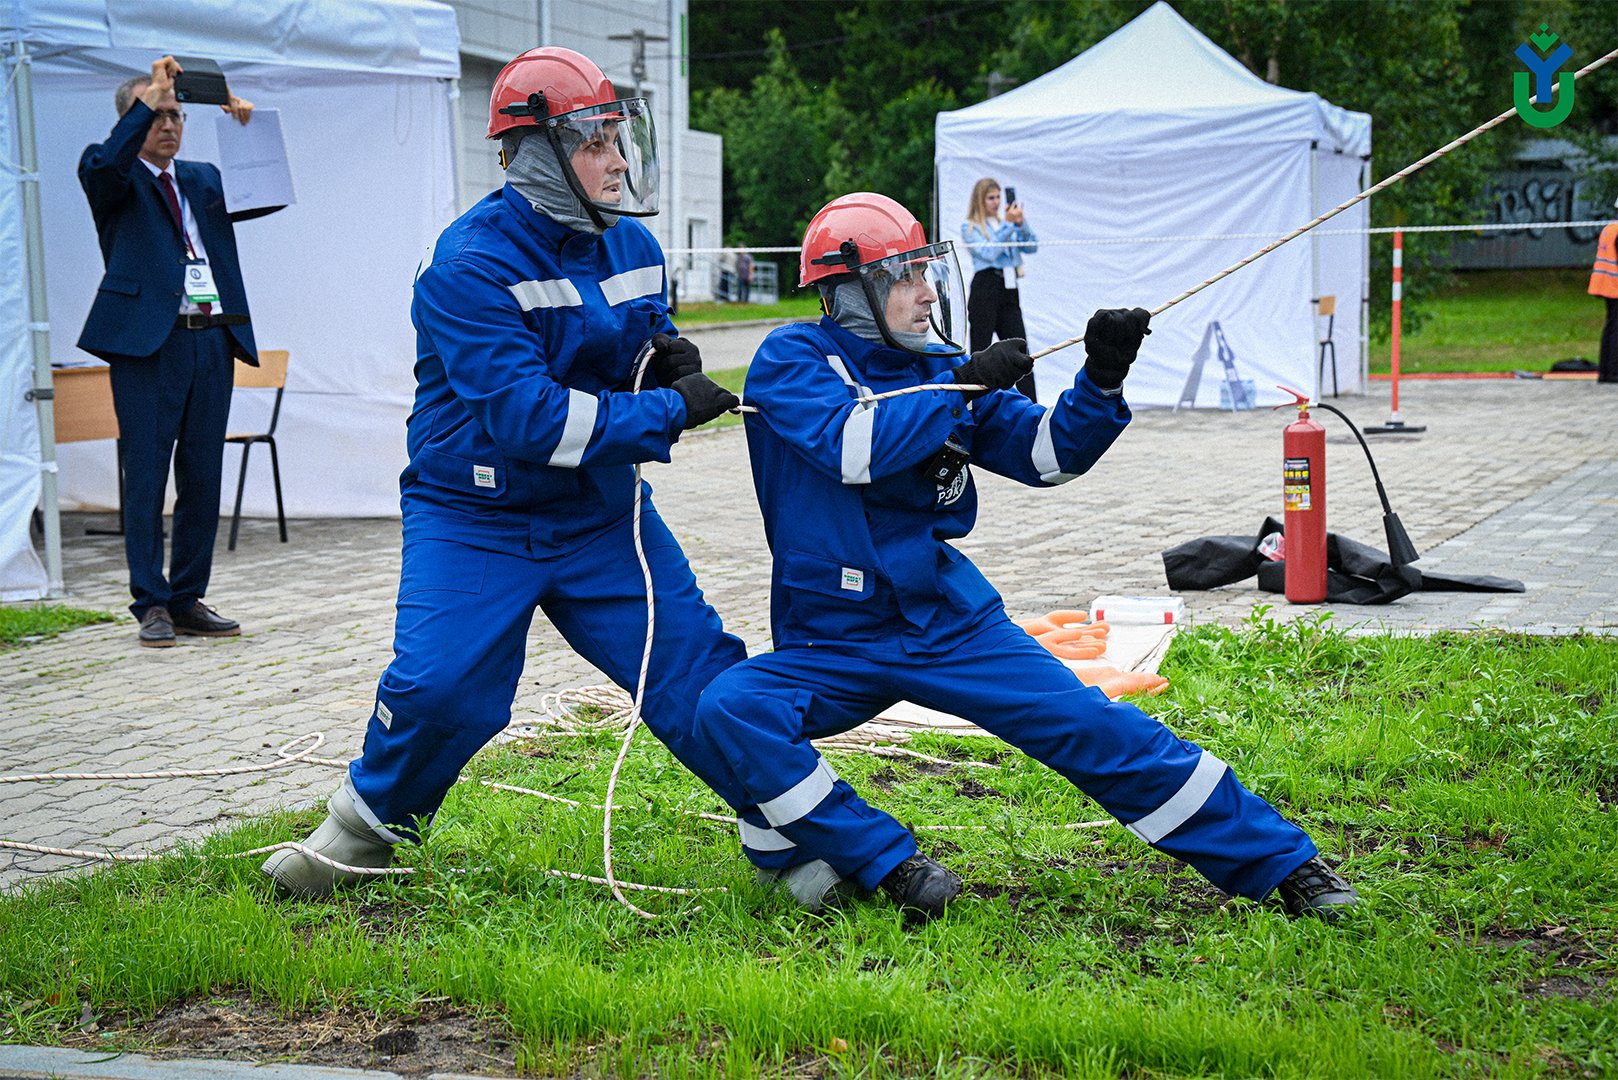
left=962, top=177, right=1039, bottom=398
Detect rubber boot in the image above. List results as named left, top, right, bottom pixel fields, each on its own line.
left=757, top=859, right=859, bottom=912
left=262, top=783, right=396, bottom=899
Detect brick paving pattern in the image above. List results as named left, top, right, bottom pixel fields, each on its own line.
left=4, top=378, right=1616, bottom=887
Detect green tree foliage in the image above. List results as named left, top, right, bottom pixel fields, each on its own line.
left=695, top=32, right=848, bottom=252
left=691, top=0, right=1616, bottom=315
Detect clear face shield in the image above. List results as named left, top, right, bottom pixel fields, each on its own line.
left=856, top=242, right=966, bottom=356
left=547, top=98, right=659, bottom=218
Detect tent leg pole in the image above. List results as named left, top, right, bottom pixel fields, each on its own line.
left=14, top=40, right=64, bottom=597
left=1309, top=141, right=1321, bottom=403
left=1360, top=155, right=1372, bottom=394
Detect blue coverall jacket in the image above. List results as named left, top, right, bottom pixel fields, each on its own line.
left=745, top=316, right=1128, bottom=654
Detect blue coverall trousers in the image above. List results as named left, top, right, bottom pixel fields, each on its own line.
left=695, top=615, right=1318, bottom=899
left=347, top=505, right=753, bottom=841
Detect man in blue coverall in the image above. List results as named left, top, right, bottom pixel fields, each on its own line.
left=263, top=47, right=751, bottom=896
left=693, top=192, right=1360, bottom=921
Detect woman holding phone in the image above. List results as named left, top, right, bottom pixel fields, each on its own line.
left=961, top=177, right=1039, bottom=397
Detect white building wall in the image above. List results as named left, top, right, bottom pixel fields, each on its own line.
left=437, top=0, right=720, bottom=293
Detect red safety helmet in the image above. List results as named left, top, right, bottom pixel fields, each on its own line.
left=800, top=192, right=965, bottom=356
left=799, top=192, right=930, bottom=287
left=485, top=47, right=660, bottom=223
left=487, top=47, right=617, bottom=139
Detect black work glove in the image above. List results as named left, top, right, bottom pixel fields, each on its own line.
left=672, top=373, right=739, bottom=429
left=1082, top=308, right=1152, bottom=391
left=649, top=333, right=703, bottom=386
left=950, top=338, right=1034, bottom=400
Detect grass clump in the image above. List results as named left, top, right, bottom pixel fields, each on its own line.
left=2, top=614, right=1615, bottom=1076
left=0, top=604, right=116, bottom=647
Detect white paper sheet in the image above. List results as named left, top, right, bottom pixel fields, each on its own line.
left=216, top=108, right=296, bottom=213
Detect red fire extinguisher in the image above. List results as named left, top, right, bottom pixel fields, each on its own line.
left=1278, top=386, right=1327, bottom=603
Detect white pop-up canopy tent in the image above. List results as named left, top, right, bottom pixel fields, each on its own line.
left=935, top=1, right=1371, bottom=408
left=1, top=0, right=460, bottom=600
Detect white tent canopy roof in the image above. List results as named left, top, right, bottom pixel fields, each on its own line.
left=4, top=0, right=460, bottom=78
left=940, top=1, right=1369, bottom=154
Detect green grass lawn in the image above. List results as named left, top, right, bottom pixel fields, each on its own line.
left=0, top=604, right=115, bottom=647
left=675, top=295, right=821, bottom=327
left=1369, top=269, right=1604, bottom=375
left=3, top=615, right=1615, bottom=1076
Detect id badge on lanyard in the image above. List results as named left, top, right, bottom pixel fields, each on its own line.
left=183, top=259, right=220, bottom=304
left=1003, top=266, right=1018, bottom=290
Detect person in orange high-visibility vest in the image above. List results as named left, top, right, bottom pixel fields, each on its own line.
left=1590, top=196, right=1618, bottom=383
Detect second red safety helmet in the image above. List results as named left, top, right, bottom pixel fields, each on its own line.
left=800, top=193, right=931, bottom=287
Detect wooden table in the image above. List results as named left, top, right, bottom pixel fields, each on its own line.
left=51, top=365, right=119, bottom=443
left=50, top=365, right=123, bottom=533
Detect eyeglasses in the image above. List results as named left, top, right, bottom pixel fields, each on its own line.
left=152, top=108, right=187, bottom=126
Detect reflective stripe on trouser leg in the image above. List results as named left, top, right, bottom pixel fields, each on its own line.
left=898, top=617, right=1317, bottom=899
left=694, top=656, right=917, bottom=890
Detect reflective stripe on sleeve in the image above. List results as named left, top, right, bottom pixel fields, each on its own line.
left=823, top=354, right=876, bottom=485
left=1125, top=752, right=1228, bottom=845
left=738, top=819, right=797, bottom=852
left=841, top=405, right=875, bottom=484
left=1032, top=407, right=1078, bottom=485
left=600, top=265, right=665, bottom=306
left=508, top=277, right=584, bottom=310
left=758, top=757, right=840, bottom=828
left=547, top=388, right=598, bottom=468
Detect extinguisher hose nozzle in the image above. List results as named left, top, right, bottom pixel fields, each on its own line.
left=1313, top=402, right=1421, bottom=568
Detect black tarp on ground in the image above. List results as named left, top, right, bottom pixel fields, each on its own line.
left=1162, top=517, right=1525, bottom=605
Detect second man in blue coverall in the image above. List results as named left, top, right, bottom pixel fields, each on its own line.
left=693, top=193, right=1361, bottom=921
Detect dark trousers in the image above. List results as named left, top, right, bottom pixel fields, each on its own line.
left=106, top=325, right=234, bottom=618
left=1601, top=298, right=1618, bottom=383
left=968, top=268, right=1035, bottom=400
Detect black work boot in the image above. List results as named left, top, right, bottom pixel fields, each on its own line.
left=879, top=853, right=962, bottom=921
left=1276, top=856, right=1359, bottom=920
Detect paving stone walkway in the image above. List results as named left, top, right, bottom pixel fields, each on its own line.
left=3, top=379, right=1615, bottom=888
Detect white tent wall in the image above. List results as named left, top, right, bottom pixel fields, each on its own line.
left=1313, top=149, right=1370, bottom=397
left=0, top=72, right=49, bottom=600
left=0, top=0, right=460, bottom=601
left=937, top=138, right=1317, bottom=408
left=36, top=54, right=457, bottom=515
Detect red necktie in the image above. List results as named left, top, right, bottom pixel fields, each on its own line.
left=158, top=171, right=211, bottom=315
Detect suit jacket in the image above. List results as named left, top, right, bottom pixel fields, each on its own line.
left=76, top=100, right=258, bottom=364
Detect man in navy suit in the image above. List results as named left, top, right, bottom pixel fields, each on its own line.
left=78, top=56, right=259, bottom=647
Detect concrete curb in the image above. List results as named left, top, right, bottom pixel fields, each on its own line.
left=0, top=1045, right=512, bottom=1080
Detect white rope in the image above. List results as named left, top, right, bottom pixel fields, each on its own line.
left=0, top=733, right=329, bottom=784
left=600, top=340, right=664, bottom=919
left=0, top=838, right=721, bottom=896
left=663, top=219, right=1617, bottom=259
left=1031, top=44, right=1618, bottom=361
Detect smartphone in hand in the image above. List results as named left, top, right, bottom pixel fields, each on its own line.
left=1004, top=186, right=1017, bottom=207
left=172, top=56, right=230, bottom=105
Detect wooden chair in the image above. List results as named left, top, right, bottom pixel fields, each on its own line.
left=227, top=349, right=288, bottom=551
left=1315, top=295, right=1340, bottom=398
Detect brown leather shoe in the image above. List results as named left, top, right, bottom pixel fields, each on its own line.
left=171, top=601, right=241, bottom=637
left=138, top=606, right=177, bottom=648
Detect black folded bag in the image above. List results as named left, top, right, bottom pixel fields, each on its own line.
left=1163, top=517, right=1523, bottom=605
